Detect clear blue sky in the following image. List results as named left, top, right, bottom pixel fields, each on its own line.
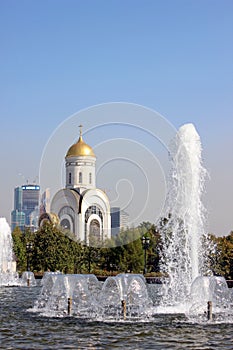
left=0, top=0, right=232, bottom=236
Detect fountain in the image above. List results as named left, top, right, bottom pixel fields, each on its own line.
left=157, top=124, right=209, bottom=308
left=0, top=217, right=19, bottom=286
left=156, top=123, right=233, bottom=320
left=30, top=123, right=232, bottom=322
left=33, top=272, right=62, bottom=310
left=188, top=276, right=232, bottom=320
left=33, top=273, right=101, bottom=317
left=33, top=273, right=153, bottom=320
left=0, top=217, right=37, bottom=287
left=98, top=274, right=153, bottom=320
left=20, top=271, right=37, bottom=287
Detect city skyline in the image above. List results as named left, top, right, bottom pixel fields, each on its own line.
left=0, top=1, right=232, bottom=236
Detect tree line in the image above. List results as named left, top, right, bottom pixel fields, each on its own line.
left=12, top=221, right=233, bottom=279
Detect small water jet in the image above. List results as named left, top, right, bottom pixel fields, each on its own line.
left=33, top=273, right=101, bottom=317
left=20, top=271, right=37, bottom=287
left=188, top=276, right=233, bottom=321
left=99, top=274, right=153, bottom=320
left=33, top=272, right=62, bottom=309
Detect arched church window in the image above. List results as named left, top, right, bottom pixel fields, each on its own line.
left=85, top=205, right=103, bottom=223
left=59, top=206, right=75, bottom=218
left=58, top=206, right=75, bottom=232
left=84, top=206, right=103, bottom=244
left=89, top=172, right=92, bottom=184
left=69, top=172, right=72, bottom=184
left=60, top=218, right=70, bottom=230
left=79, top=172, right=82, bottom=183
left=89, top=219, right=100, bottom=240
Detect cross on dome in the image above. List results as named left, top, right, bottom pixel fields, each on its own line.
left=79, top=124, right=83, bottom=137
left=66, top=125, right=95, bottom=158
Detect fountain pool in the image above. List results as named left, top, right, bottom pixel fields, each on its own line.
left=0, top=282, right=233, bottom=349
left=32, top=273, right=153, bottom=320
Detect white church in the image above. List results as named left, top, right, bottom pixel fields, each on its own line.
left=39, top=126, right=111, bottom=244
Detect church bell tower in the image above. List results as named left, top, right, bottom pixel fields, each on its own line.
left=65, top=125, right=96, bottom=193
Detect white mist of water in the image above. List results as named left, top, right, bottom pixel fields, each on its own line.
left=159, top=123, right=209, bottom=306
left=0, top=217, right=15, bottom=273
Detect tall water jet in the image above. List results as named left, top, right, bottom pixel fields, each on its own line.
left=0, top=217, right=18, bottom=286
left=159, top=124, right=210, bottom=307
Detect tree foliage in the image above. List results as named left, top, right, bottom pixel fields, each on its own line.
left=12, top=220, right=233, bottom=280
left=32, top=222, right=83, bottom=273
left=208, top=231, right=233, bottom=279
left=12, top=223, right=159, bottom=275
left=12, top=226, right=34, bottom=272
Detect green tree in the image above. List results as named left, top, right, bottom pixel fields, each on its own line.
left=119, top=238, right=144, bottom=273
left=99, top=245, right=124, bottom=273
left=207, top=231, right=233, bottom=279
left=137, top=222, right=161, bottom=273
left=146, top=226, right=161, bottom=273
left=81, top=245, right=100, bottom=273
left=12, top=226, right=26, bottom=272
left=32, top=222, right=82, bottom=273
left=113, top=228, right=143, bottom=273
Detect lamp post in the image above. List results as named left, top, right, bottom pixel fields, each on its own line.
left=88, top=246, right=91, bottom=273
left=141, top=236, right=150, bottom=275
left=26, top=242, right=33, bottom=271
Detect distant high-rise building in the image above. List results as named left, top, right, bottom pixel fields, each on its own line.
left=22, top=184, right=40, bottom=226
left=39, top=188, right=50, bottom=215
left=11, top=210, right=25, bottom=231
left=14, top=186, right=23, bottom=211
left=110, top=207, right=129, bottom=236
left=120, top=210, right=130, bottom=230
left=11, top=187, right=25, bottom=231
left=11, top=184, right=40, bottom=231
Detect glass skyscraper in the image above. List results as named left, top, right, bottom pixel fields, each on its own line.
left=11, top=184, right=40, bottom=231
left=11, top=187, right=25, bottom=231
left=110, top=207, right=129, bottom=236
left=21, top=185, right=40, bottom=226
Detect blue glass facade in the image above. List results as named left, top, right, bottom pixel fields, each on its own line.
left=11, top=185, right=40, bottom=230
left=21, top=185, right=40, bottom=226
left=11, top=187, right=25, bottom=230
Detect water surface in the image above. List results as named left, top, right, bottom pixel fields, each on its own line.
left=1, top=285, right=232, bottom=349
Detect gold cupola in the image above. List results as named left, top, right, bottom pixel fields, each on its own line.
left=66, top=125, right=95, bottom=158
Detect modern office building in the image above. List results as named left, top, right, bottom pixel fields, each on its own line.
left=14, top=186, right=23, bottom=211
left=110, top=207, right=129, bottom=236
left=11, top=187, right=25, bottom=231
left=21, top=184, right=40, bottom=226
left=11, top=210, right=25, bottom=231
left=120, top=209, right=130, bottom=230
left=11, top=184, right=40, bottom=231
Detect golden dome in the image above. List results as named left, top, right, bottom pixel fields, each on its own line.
left=38, top=212, right=60, bottom=227
left=66, top=126, right=95, bottom=158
